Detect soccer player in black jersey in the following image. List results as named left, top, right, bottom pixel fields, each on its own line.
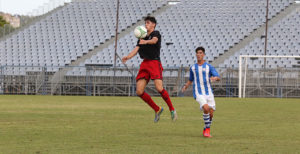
left=122, top=16, right=177, bottom=123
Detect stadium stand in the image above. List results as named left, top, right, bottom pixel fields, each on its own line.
left=220, top=9, right=300, bottom=69
left=66, top=0, right=295, bottom=76
left=0, top=0, right=166, bottom=75
left=0, top=0, right=297, bottom=76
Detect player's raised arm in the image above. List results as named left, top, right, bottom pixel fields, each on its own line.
left=122, top=46, right=140, bottom=64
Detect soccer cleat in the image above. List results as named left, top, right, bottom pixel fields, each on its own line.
left=203, top=128, right=206, bottom=136
left=154, top=107, right=163, bottom=123
left=203, top=128, right=212, bottom=138
left=171, top=110, right=177, bottom=121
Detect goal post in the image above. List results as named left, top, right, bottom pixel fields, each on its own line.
left=238, top=55, right=300, bottom=98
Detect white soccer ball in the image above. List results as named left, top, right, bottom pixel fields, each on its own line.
left=134, top=26, right=147, bottom=39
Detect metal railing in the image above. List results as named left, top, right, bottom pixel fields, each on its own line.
left=0, top=66, right=299, bottom=98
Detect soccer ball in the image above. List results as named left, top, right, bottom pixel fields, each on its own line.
left=134, top=26, right=147, bottom=39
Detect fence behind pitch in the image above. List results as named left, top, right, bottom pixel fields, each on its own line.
left=0, top=66, right=299, bottom=98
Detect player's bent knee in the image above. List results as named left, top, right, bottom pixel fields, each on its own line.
left=136, top=90, right=144, bottom=96
left=154, top=80, right=163, bottom=92
left=155, top=86, right=163, bottom=93
left=202, top=104, right=210, bottom=114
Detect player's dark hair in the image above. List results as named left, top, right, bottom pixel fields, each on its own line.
left=196, top=47, right=205, bottom=54
left=144, top=16, right=157, bottom=24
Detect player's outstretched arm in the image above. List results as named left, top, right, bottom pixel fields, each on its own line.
left=181, top=80, right=192, bottom=93
left=122, top=46, right=140, bottom=64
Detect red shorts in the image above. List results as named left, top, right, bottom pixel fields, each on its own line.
left=136, top=59, right=163, bottom=82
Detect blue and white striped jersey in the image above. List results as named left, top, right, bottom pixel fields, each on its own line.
left=189, top=62, right=220, bottom=98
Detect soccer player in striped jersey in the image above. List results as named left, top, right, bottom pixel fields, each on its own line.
left=181, top=47, right=220, bottom=138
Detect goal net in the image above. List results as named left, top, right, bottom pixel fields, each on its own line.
left=238, top=55, right=300, bottom=98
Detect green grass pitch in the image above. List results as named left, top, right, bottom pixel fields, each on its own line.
left=0, top=95, right=299, bottom=153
